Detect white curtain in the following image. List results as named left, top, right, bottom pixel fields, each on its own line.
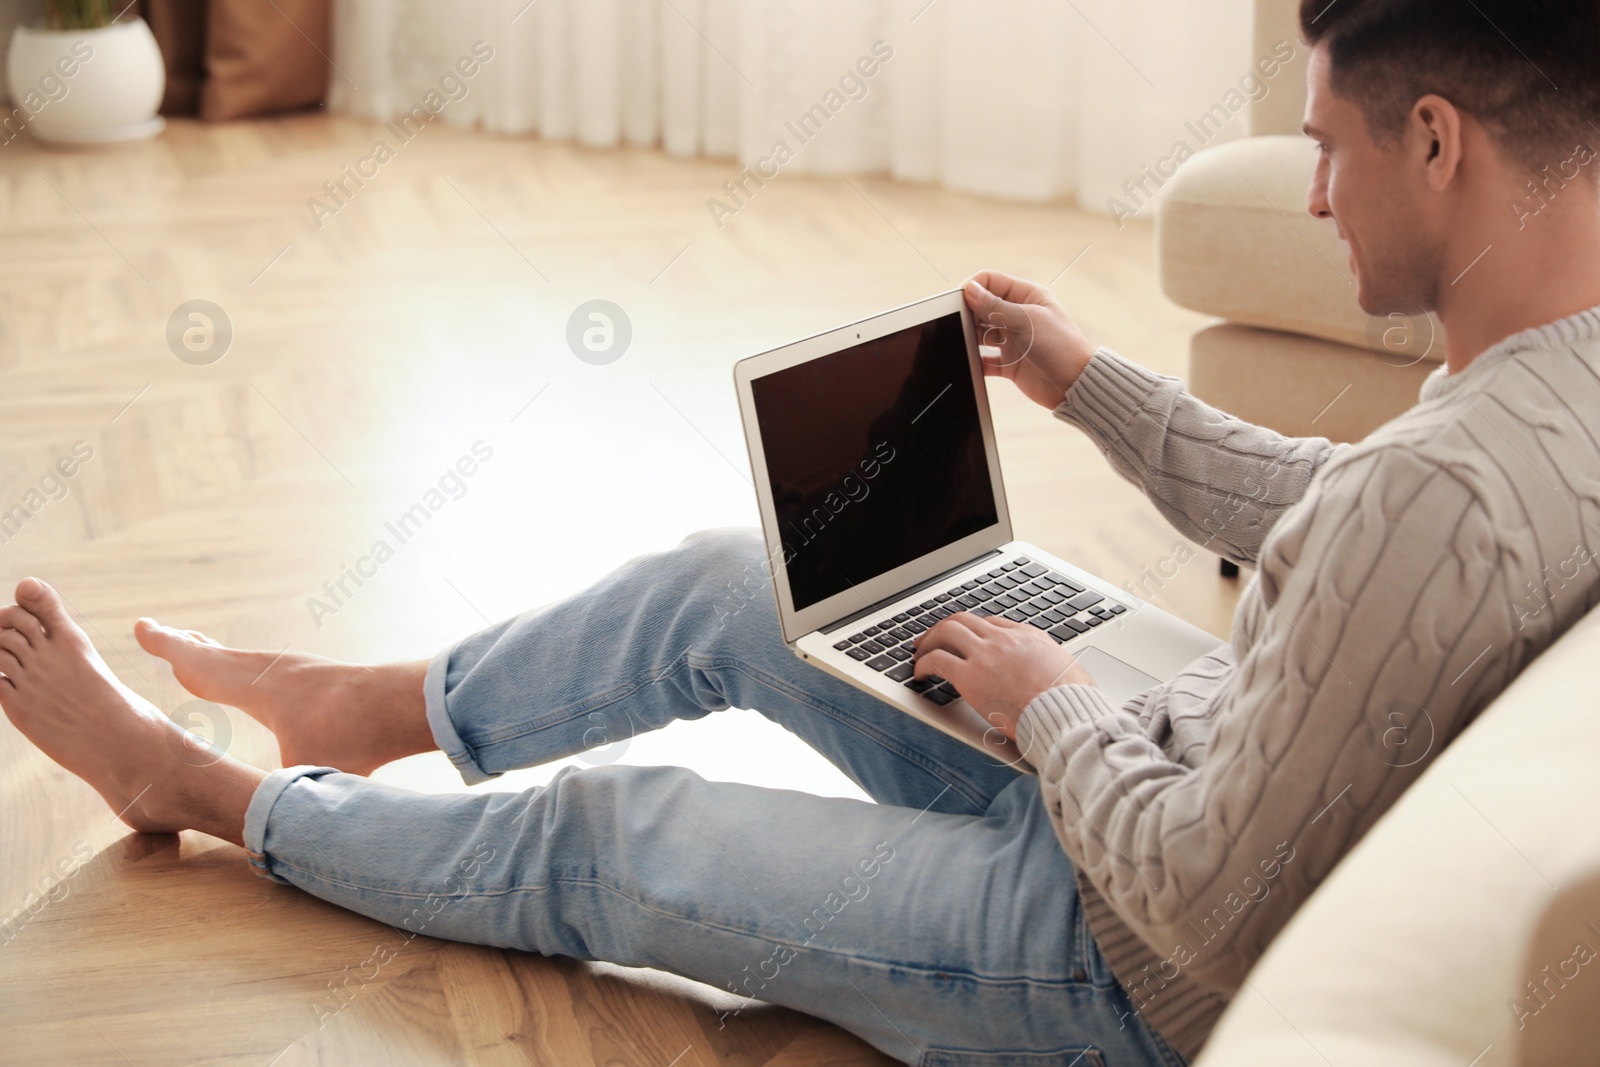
left=330, top=0, right=1256, bottom=214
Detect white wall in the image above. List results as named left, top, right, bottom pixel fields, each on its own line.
left=1073, top=0, right=1259, bottom=215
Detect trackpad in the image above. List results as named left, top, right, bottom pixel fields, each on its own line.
left=1072, top=646, right=1161, bottom=703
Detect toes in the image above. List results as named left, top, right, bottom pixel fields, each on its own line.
left=135, top=619, right=220, bottom=660
left=0, top=605, right=45, bottom=647
left=0, top=627, right=30, bottom=668
left=15, top=577, right=73, bottom=637
left=135, top=618, right=183, bottom=659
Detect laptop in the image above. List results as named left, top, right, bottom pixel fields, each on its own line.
left=733, top=289, right=1223, bottom=774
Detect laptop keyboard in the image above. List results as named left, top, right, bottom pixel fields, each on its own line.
left=830, top=556, right=1127, bottom=706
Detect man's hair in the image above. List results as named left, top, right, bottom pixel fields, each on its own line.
left=1299, top=0, right=1600, bottom=167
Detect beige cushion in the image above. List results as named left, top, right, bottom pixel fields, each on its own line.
left=1193, top=605, right=1600, bottom=1067
left=1189, top=323, right=1436, bottom=443
left=1158, top=135, right=1444, bottom=360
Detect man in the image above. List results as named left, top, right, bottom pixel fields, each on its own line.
left=5, top=0, right=1600, bottom=1061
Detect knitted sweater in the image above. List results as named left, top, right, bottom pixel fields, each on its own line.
left=1015, top=306, right=1600, bottom=1059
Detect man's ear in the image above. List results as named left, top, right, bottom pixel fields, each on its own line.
left=1411, top=93, right=1464, bottom=190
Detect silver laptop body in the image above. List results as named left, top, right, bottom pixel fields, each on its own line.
left=733, top=289, right=1223, bottom=774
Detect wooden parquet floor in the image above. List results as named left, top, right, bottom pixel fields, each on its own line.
left=0, top=114, right=1236, bottom=1065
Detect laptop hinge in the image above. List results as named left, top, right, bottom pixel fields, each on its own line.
left=820, top=548, right=1006, bottom=635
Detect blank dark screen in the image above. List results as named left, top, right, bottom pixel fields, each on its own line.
left=751, top=312, right=999, bottom=611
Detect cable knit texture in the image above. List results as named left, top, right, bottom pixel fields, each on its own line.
left=1015, top=306, right=1600, bottom=1058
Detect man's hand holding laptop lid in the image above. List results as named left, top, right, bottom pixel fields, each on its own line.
left=733, top=272, right=1222, bottom=773
left=963, top=270, right=1098, bottom=409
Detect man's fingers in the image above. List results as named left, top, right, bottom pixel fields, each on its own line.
left=913, top=648, right=964, bottom=683
left=990, top=615, right=1051, bottom=646
left=966, top=270, right=1055, bottom=310
left=964, top=276, right=1005, bottom=321
left=941, top=610, right=992, bottom=633
left=966, top=280, right=1024, bottom=340
left=917, top=615, right=981, bottom=659
left=966, top=270, right=1031, bottom=306
left=927, top=610, right=1000, bottom=643
left=967, top=279, right=1047, bottom=377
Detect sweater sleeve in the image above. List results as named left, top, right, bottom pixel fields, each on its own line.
left=1055, top=347, right=1346, bottom=566
left=1013, top=444, right=1508, bottom=994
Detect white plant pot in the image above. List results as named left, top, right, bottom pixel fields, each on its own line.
left=6, top=18, right=165, bottom=144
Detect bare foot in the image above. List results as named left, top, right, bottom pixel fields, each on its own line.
left=0, top=578, right=262, bottom=843
left=133, top=620, right=433, bottom=775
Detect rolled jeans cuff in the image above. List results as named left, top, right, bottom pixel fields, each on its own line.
left=242, top=764, right=340, bottom=883
left=425, top=643, right=495, bottom=786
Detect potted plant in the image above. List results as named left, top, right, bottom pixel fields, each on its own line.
left=5, top=0, right=166, bottom=144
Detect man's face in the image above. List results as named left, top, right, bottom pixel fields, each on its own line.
left=1303, top=45, right=1441, bottom=315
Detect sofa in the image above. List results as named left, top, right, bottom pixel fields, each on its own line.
left=1191, top=605, right=1600, bottom=1067
left=1161, top=3, right=1600, bottom=1066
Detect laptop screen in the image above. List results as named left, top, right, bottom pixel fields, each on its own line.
left=749, top=311, right=1000, bottom=612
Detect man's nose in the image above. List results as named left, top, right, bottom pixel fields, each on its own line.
left=1307, top=185, right=1332, bottom=220
left=1307, top=164, right=1334, bottom=220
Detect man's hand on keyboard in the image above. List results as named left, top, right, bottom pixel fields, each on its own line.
left=912, top=612, right=1096, bottom=740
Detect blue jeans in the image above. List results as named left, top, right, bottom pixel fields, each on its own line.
left=242, top=529, right=1189, bottom=1067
